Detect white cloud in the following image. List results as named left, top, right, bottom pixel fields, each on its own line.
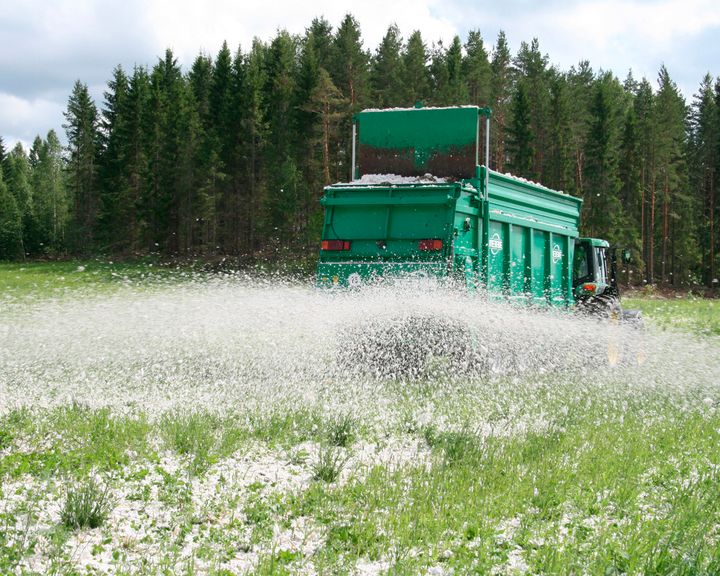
left=0, top=92, right=64, bottom=150
left=526, top=0, right=720, bottom=70
left=450, top=0, right=720, bottom=95
left=142, top=0, right=456, bottom=62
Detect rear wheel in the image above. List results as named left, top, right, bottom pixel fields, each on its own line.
left=583, top=294, right=622, bottom=320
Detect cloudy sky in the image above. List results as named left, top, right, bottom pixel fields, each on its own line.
left=1, top=0, right=719, bottom=150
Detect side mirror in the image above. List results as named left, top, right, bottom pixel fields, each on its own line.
left=621, top=249, right=632, bottom=264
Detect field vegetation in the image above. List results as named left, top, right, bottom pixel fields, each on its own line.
left=1, top=264, right=718, bottom=575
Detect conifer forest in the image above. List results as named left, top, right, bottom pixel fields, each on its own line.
left=1, top=15, right=719, bottom=288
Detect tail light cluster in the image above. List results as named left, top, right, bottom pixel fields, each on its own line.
left=418, top=239, right=443, bottom=251
left=321, top=240, right=351, bottom=251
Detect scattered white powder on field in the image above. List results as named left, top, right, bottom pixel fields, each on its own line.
left=356, top=558, right=391, bottom=575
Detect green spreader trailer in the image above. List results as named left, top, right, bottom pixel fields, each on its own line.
left=317, top=105, right=629, bottom=314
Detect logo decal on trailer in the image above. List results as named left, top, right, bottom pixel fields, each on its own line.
left=489, top=233, right=503, bottom=255
left=552, top=244, right=563, bottom=264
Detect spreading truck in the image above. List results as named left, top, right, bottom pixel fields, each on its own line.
left=316, top=105, right=639, bottom=376
left=316, top=105, right=640, bottom=375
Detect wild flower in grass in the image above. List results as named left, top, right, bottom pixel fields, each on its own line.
left=60, top=478, right=113, bottom=530
left=312, top=446, right=347, bottom=482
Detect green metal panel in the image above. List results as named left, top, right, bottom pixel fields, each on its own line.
left=479, top=168, right=581, bottom=307
left=487, top=220, right=504, bottom=294
left=531, top=229, right=548, bottom=304
left=484, top=171, right=582, bottom=237
left=357, top=106, right=480, bottom=179
left=509, top=224, right=526, bottom=302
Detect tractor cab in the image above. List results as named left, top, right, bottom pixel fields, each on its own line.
left=573, top=238, right=635, bottom=318
left=573, top=238, right=614, bottom=301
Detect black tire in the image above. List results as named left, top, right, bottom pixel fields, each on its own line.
left=583, top=294, right=622, bottom=320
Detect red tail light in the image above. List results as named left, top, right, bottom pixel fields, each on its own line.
left=582, top=283, right=597, bottom=293
left=321, top=240, right=351, bottom=251
left=418, top=239, right=443, bottom=251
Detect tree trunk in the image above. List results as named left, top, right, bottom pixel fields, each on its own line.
left=661, top=172, right=669, bottom=284
left=709, top=169, right=715, bottom=287
left=575, top=148, right=584, bottom=199
left=648, top=178, right=655, bottom=285
left=640, top=165, right=645, bottom=279
left=323, top=99, right=331, bottom=185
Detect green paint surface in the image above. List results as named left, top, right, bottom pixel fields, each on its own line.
left=357, top=107, right=478, bottom=151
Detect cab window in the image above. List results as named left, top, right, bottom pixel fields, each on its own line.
left=573, top=243, right=592, bottom=285
left=595, top=247, right=608, bottom=284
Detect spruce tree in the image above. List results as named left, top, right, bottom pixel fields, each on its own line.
left=545, top=73, right=574, bottom=192
left=296, top=32, right=321, bottom=160
left=507, top=82, right=534, bottom=178
left=265, top=31, right=299, bottom=245
left=295, top=33, right=324, bottom=248
left=64, top=80, right=99, bottom=252
left=619, top=97, right=644, bottom=279
left=5, top=143, right=36, bottom=254
left=582, top=73, right=624, bottom=241
left=633, top=78, right=656, bottom=282
left=330, top=15, right=369, bottom=184
left=31, top=130, right=68, bottom=252
left=237, top=39, right=268, bottom=253
left=566, top=61, right=595, bottom=198
left=490, top=31, right=513, bottom=172
left=188, top=53, right=218, bottom=253
left=654, top=66, right=692, bottom=284
left=98, top=65, right=130, bottom=252
left=443, top=36, right=468, bottom=105
left=143, top=49, right=186, bottom=252
left=211, top=42, right=236, bottom=251
left=429, top=40, right=449, bottom=105
left=0, top=165, right=23, bottom=259
left=371, top=25, right=405, bottom=108
left=690, top=74, right=719, bottom=285
left=330, top=14, right=369, bottom=110
left=307, top=17, right=334, bottom=71
left=514, top=39, right=550, bottom=179
left=120, top=66, right=151, bottom=253
left=463, top=30, right=491, bottom=107
left=401, top=31, right=430, bottom=106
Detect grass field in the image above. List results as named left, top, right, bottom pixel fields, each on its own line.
left=624, top=294, right=720, bottom=336
left=1, top=263, right=719, bottom=575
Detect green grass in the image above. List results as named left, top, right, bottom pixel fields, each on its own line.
left=0, top=259, right=197, bottom=301
left=0, top=405, right=151, bottom=479
left=303, top=410, right=720, bottom=574
left=311, top=446, right=347, bottom=483
left=61, top=477, right=113, bottom=530
left=3, top=387, right=720, bottom=573
left=624, top=294, right=720, bottom=336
